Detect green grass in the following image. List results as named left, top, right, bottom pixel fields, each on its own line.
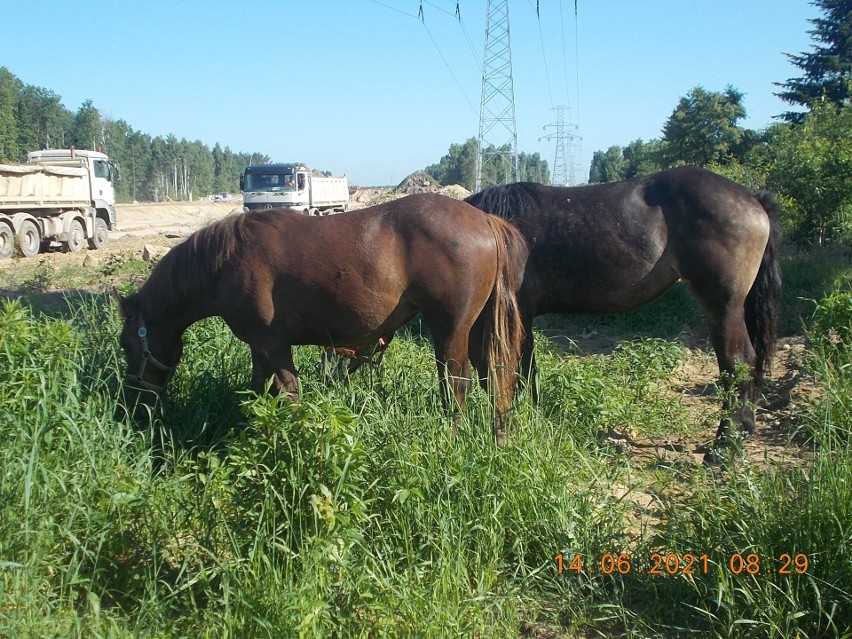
left=0, top=249, right=850, bottom=637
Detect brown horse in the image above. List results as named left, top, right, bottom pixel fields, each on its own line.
left=116, top=193, right=528, bottom=442
left=465, top=167, right=782, bottom=461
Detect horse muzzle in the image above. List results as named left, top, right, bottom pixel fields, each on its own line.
left=126, top=323, right=176, bottom=395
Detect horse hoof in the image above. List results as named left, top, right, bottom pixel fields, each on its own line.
left=702, top=449, right=726, bottom=466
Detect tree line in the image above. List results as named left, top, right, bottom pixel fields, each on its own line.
left=423, top=138, right=550, bottom=191
left=587, top=0, right=851, bottom=247
left=0, top=67, right=268, bottom=203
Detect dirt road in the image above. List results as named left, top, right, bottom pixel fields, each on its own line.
left=107, top=200, right=244, bottom=256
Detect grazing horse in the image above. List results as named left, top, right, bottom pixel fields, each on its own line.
left=116, top=193, right=528, bottom=442
left=465, top=167, right=781, bottom=459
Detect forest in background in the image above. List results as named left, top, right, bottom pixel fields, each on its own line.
left=0, top=67, right=268, bottom=203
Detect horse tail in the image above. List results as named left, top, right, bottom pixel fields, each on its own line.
left=480, top=214, right=527, bottom=420
left=745, top=191, right=782, bottom=393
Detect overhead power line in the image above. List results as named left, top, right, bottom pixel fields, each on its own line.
left=540, top=104, right=581, bottom=185
left=475, top=0, right=520, bottom=191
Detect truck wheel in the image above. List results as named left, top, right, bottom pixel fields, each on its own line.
left=0, top=223, right=13, bottom=259
left=87, top=218, right=109, bottom=250
left=64, top=219, right=85, bottom=253
left=17, top=219, right=40, bottom=258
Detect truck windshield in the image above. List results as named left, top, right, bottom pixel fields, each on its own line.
left=243, top=171, right=296, bottom=192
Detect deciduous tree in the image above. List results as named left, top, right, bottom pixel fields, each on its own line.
left=0, top=67, right=22, bottom=162
left=764, top=101, right=852, bottom=245
left=589, top=146, right=627, bottom=183
left=661, top=85, right=747, bottom=166
left=69, top=99, right=103, bottom=151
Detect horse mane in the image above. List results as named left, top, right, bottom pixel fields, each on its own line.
left=465, top=182, right=546, bottom=221
left=136, top=213, right=250, bottom=318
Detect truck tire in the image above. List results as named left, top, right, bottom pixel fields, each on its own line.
left=64, top=219, right=85, bottom=253
left=87, top=217, right=109, bottom=250
left=0, top=222, right=13, bottom=259
left=17, top=219, right=40, bottom=258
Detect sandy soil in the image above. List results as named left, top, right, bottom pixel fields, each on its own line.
left=3, top=194, right=373, bottom=267
left=107, top=199, right=244, bottom=257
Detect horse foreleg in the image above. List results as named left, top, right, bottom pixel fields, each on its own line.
left=519, top=313, right=538, bottom=404
left=250, top=344, right=299, bottom=400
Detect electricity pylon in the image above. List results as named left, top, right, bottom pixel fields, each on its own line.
left=540, top=105, right=581, bottom=185
left=475, top=0, right=519, bottom=191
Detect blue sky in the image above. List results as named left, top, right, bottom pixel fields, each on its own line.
left=1, top=1, right=816, bottom=186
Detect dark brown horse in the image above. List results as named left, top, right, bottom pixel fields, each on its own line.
left=465, top=167, right=781, bottom=459
left=116, top=193, right=528, bottom=442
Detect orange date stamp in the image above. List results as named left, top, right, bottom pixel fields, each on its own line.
left=554, top=552, right=810, bottom=576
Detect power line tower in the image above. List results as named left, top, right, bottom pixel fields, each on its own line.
left=475, top=0, right=519, bottom=191
left=540, top=105, right=581, bottom=185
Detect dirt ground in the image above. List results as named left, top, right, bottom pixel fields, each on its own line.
left=10, top=190, right=400, bottom=268
left=107, top=199, right=245, bottom=257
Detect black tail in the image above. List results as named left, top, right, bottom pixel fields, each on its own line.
left=745, top=191, right=782, bottom=392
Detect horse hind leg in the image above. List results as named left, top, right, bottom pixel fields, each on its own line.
left=702, top=300, right=759, bottom=459
left=429, top=321, right=474, bottom=431
left=469, top=324, right=507, bottom=444
left=469, top=309, right=525, bottom=446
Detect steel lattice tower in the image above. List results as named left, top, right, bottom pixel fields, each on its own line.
left=475, top=0, right=519, bottom=191
left=540, top=105, right=580, bottom=185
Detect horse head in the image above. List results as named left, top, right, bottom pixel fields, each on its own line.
left=113, top=288, right=182, bottom=404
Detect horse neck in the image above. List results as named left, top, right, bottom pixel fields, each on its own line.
left=137, top=262, right=219, bottom=343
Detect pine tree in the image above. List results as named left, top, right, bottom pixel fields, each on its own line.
left=776, top=0, right=852, bottom=123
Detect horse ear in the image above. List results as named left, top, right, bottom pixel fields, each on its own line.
left=111, top=287, right=134, bottom=319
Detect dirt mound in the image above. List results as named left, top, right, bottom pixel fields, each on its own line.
left=394, top=172, right=471, bottom=199
left=436, top=184, right=471, bottom=199
left=350, top=173, right=471, bottom=209
left=395, top=171, right=441, bottom=194
left=349, top=188, right=401, bottom=209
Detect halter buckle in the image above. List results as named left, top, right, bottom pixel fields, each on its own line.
left=126, top=317, right=176, bottom=394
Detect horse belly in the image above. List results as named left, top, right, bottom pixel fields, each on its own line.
left=534, top=249, right=678, bottom=315
left=291, top=285, right=413, bottom=347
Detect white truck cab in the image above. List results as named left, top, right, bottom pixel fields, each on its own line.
left=241, top=163, right=349, bottom=215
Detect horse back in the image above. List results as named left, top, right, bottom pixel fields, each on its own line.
left=466, top=167, right=771, bottom=314
left=218, top=194, right=518, bottom=345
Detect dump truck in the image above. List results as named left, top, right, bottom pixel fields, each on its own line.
left=240, top=163, right=349, bottom=214
left=0, top=149, right=117, bottom=258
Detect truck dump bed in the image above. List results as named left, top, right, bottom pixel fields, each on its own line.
left=310, top=175, right=349, bottom=209
left=0, top=163, right=91, bottom=211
